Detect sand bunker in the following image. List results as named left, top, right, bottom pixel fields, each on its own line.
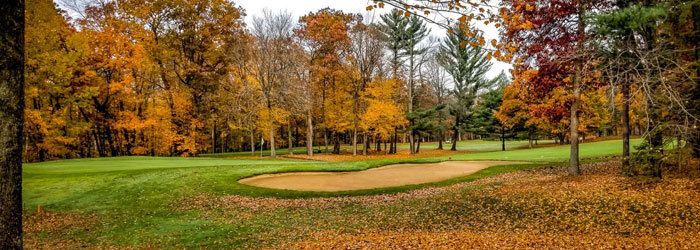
left=239, top=161, right=521, bottom=192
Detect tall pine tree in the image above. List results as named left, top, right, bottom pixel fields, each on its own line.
left=438, top=24, right=493, bottom=151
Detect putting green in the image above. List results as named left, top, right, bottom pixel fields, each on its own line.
left=238, top=161, right=522, bottom=191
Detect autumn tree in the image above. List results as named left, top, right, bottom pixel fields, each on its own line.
left=496, top=67, right=537, bottom=148
left=0, top=0, right=24, bottom=247
left=24, top=0, right=86, bottom=160
left=77, top=3, right=148, bottom=157
left=349, top=20, right=383, bottom=155
left=376, top=9, right=407, bottom=154
left=297, top=8, right=357, bottom=154
left=164, top=0, right=246, bottom=155
left=219, top=63, right=261, bottom=155
left=361, top=78, right=407, bottom=153
left=499, top=0, right=607, bottom=175
left=286, top=43, right=312, bottom=156
left=251, top=10, right=298, bottom=158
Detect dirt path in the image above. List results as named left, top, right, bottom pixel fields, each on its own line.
left=238, top=161, right=521, bottom=191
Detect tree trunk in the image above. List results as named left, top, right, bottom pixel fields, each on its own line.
left=333, top=132, right=340, bottom=154
left=451, top=125, right=458, bottom=151
left=569, top=1, right=585, bottom=176
left=408, top=54, right=415, bottom=154
left=501, top=127, right=506, bottom=151
left=352, top=87, right=360, bottom=156
left=211, top=122, right=216, bottom=154
left=375, top=137, right=381, bottom=152
left=306, top=110, right=313, bottom=156
left=391, top=49, right=399, bottom=156
left=260, top=135, right=264, bottom=157
left=393, top=128, right=398, bottom=154
left=250, top=130, right=255, bottom=156
left=105, top=125, right=118, bottom=156
left=692, top=3, right=700, bottom=158
left=363, top=133, right=368, bottom=155
left=323, top=128, right=328, bottom=153
left=352, top=123, right=358, bottom=156
left=0, top=0, right=24, bottom=247
left=408, top=128, right=415, bottom=154
left=647, top=97, right=663, bottom=177
left=416, top=136, right=421, bottom=153
left=621, top=76, right=631, bottom=175
left=287, top=122, right=293, bottom=156
left=268, top=105, right=276, bottom=158
left=389, top=139, right=394, bottom=154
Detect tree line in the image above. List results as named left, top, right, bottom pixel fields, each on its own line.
left=22, top=0, right=506, bottom=161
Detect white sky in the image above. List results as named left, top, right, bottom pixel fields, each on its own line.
left=236, top=0, right=512, bottom=79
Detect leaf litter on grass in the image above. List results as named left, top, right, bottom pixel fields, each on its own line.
left=180, top=161, right=700, bottom=248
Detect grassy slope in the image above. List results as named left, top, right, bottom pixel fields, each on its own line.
left=448, top=138, right=643, bottom=162
left=200, top=139, right=556, bottom=157
left=23, top=138, right=641, bottom=247
left=398, top=139, right=556, bottom=151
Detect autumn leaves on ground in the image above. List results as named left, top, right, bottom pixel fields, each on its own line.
left=23, top=139, right=700, bottom=248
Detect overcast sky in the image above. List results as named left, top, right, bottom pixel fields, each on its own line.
left=236, top=0, right=511, bottom=78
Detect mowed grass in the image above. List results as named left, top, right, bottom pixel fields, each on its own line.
left=398, top=139, right=556, bottom=151
left=200, top=139, right=556, bottom=157
left=23, top=138, right=640, bottom=248
left=448, top=138, right=643, bottom=162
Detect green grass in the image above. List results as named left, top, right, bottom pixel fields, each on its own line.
left=398, top=139, right=556, bottom=151
left=200, top=139, right=556, bottom=157
left=23, top=138, right=640, bottom=248
left=200, top=147, right=313, bottom=157
left=447, top=138, right=643, bottom=162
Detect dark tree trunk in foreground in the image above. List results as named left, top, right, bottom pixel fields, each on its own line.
left=647, top=98, right=663, bottom=178
left=569, top=1, right=585, bottom=176
left=621, top=77, right=632, bottom=175
left=690, top=3, right=700, bottom=158
left=0, top=0, right=25, bottom=248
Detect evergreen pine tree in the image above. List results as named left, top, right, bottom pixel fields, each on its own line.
left=438, top=24, right=493, bottom=151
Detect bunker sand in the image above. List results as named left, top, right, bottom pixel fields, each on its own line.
left=239, top=161, right=522, bottom=192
